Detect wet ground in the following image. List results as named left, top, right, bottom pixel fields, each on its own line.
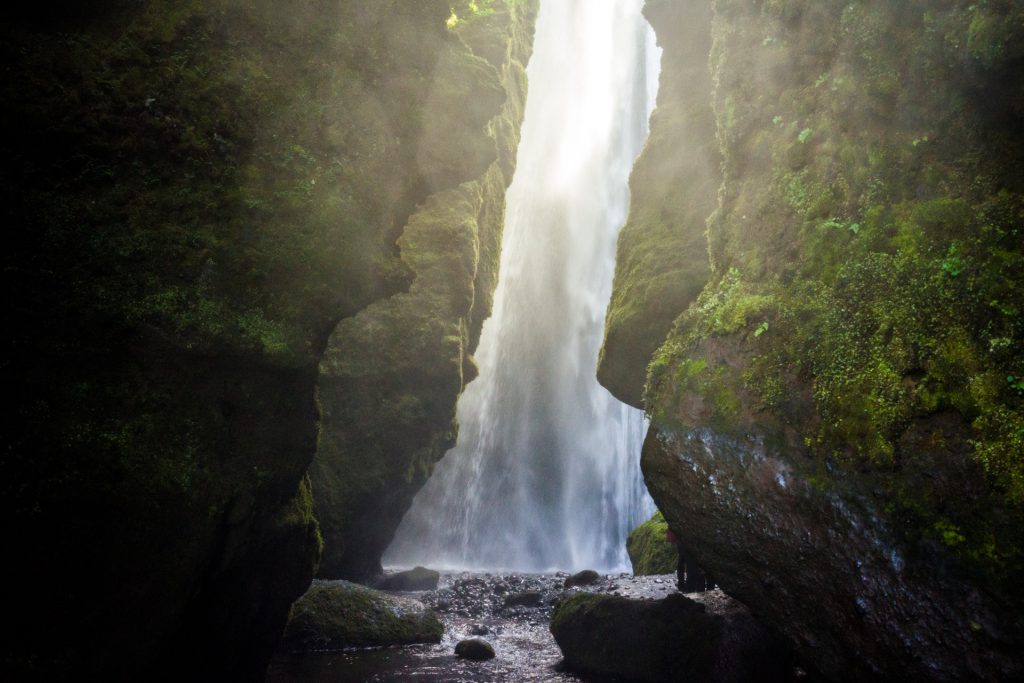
left=267, top=571, right=683, bottom=682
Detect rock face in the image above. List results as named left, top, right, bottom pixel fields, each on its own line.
left=282, top=580, right=443, bottom=651
left=601, top=0, right=1024, bottom=681
left=0, top=1, right=536, bottom=679
left=310, top=0, right=539, bottom=581
left=550, top=590, right=791, bottom=682
left=627, top=512, right=678, bottom=576
left=597, top=0, right=719, bottom=408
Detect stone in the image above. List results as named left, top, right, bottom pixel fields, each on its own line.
left=550, top=590, right=792, bottom=682
left=455, top=638, right=496, bottom=661
left=626, top=513, right=678, bottom=576
left=282, top=580, right=443, bottom=651
left=376, top=566, right=440, bottom=591
left=503, top=590, right=543, bottom=607
left=563, top=569, right=600, bottom=588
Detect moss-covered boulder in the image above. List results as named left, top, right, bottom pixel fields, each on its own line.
left=601, top=0, right=1024, bottom=679
left=282, top=580, right=443, bottom=651
left=550, top=591, right=791, bottom=682
left=311, top=0, right=540, bottom=580
left=627, top=512, right=678, bottom=576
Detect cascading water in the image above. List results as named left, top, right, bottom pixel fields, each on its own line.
left=385, top=0, right=660, bottom=573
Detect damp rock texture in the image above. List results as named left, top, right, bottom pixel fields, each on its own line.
left=602, top=0, right=1024, bottom=680
left=282, top=580, right=443, bottom=651
left=550, top=589, right=791, bottom=682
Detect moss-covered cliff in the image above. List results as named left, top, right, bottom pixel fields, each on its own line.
left=598, top=0, right=719, bottom=408
left=310, top=0, right=538, bottom=580
left=604, top=0, right=1024, bottom=679
left=0, top=0, right=534, bottom=678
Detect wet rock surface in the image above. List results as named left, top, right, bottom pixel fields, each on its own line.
left=281, top=580, right=443, bottom=651
left=268, top=571, right=717, bottom=682
left=551, top=589, right=793, bottom=682
left=376, top=566, right=441, bottom=592
left=455, top=638, right=496, bottom=660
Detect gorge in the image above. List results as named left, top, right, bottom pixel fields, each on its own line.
left=2, top=0, right=1022, bottom=681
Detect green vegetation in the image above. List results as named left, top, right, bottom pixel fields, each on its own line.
left=627, top=512, right=678, bottom=575
left=641, top=0, right=1024, bottom=590
left=1, top=0, right=536, bottom=676
left=310, top=0, right=540, bottom=579
left=597, top=0, right=718, bottom=407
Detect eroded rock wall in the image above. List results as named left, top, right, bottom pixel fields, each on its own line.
left=598, top=0, right=720, bottom=408
left=604, top=0, right=1024, bottom=679
left=310, top=0, right=538, bottom=580
left=0, top=0, right=534, bottom=678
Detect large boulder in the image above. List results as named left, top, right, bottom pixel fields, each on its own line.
left=550, top=590, right=791, bottom=682
left=627, top=512, right=678, bottom=576
left=281, top=580, right=443, bottom=651
left=377, top=566, right=441, bottom=592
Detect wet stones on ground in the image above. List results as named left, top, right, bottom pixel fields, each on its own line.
left=270, top=570, right=708, bottom=682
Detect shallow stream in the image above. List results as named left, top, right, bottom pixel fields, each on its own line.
left=267, top=571, right=682, bottom=682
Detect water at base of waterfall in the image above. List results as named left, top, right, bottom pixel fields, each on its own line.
left=266, top=572, right=682, bottom=683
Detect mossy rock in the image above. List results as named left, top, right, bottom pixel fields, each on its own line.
left=597, top=0, right=718, bottom=408
left=550, top=591, right=790, bottom=682
left=282, top=580, right=443, bottom=651
left=627, top=512, right=678, bottom=576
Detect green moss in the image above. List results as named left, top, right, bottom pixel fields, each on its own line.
left=638, top=0, right=1024, bottom=589
left=627, top=512, right=678, bottom=575
left=283, top=581, right=443, bottom=651
left=597, top=0, right=718, bottom=408
left=311, top=0, right=540, bottom=579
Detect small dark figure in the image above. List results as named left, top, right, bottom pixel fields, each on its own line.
left=666, top=527, right=714, bottom=592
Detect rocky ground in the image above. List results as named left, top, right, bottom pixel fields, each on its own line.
left=267, top=570, right=694, bottom=682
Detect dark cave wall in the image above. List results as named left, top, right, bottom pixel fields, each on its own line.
left=0, top=0, right=535, bottom=678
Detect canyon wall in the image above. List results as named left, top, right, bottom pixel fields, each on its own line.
left=0, top=0, right=534, bottom=678
left=604, top=0, right=1024, bottom=679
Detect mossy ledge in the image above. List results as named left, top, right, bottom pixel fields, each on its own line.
left=310, top=0, right=539, bottom=580
left=0, top=0, right=535, bottom=679
left=597, top=0, right=720, bottom=408
left=603, top=0, right=1024, bottom=680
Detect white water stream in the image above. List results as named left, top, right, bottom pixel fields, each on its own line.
left=385, top=0, right=660, bottom=573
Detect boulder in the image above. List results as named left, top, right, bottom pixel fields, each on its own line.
left=626, top=513, right=678, bottom=576
left=377, top=566, right=440, bottom=591
left=563, top=569, right=600, bottom=588
left=550, top=590, right=791, bottom=682
left=503, top=590, right=543, bottom=607
left=455, top=638, right=496, bottom=661
left=282, top=580, right=443, bottom=651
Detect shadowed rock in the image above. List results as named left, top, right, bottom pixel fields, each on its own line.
left=282, top=580, right=442, bottom=651
left=550, top=590, right=791, bottom=682
left=455, top=638, right=496, bottom=660
left=377, top=566, right=440, bottom=591
left=564, top=569, right=600, bottom=588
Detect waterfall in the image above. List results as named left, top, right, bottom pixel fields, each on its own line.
left=385, top=0, right=660, bottom=573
